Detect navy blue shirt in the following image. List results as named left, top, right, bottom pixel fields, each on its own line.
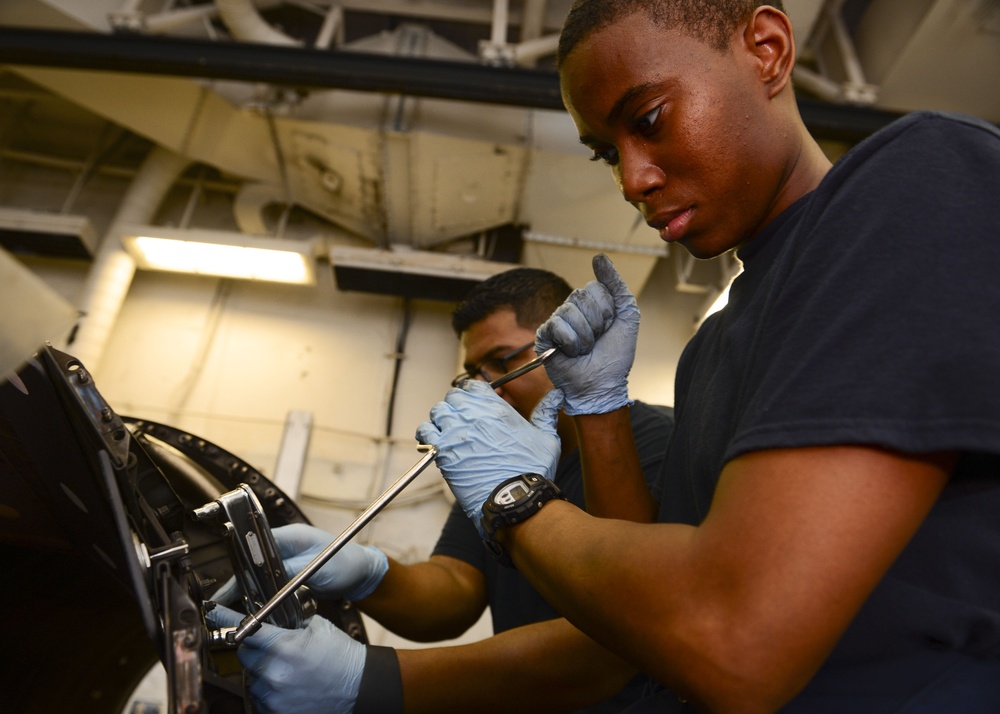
left=650, top=112, right=1000, bottom=712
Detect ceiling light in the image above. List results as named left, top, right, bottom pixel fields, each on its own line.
left=120, top=226, right=316, bottom=285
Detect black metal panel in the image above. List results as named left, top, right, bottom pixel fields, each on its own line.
left=0, top=346, right=367, bottom=713
left=0, top=228, right=94, bottom=260
left=333, top=264, right=483, bottom=302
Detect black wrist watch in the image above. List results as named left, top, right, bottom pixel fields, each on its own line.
left=480, top=473, right=567, bottom=568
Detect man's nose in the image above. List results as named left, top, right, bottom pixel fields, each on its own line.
left=616, top=148, right=665, bottom=204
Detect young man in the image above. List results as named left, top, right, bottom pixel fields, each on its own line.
left=418, top=1, right=1000, bottom=713
left=209, top=268, right=674, bottom=713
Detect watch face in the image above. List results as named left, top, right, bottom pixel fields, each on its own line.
left=495, top=479, right=530, bottom=505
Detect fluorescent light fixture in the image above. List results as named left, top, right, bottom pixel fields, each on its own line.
left=120, top=226, right=316, bottom=285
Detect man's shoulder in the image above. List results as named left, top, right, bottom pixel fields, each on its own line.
left=815, top=110, right=999, bottom=213
left=849, top=110, right=999, bottom=164
left=893, top=110, right=998, bottom=138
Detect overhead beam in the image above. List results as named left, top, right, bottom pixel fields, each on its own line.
left=0, top=27, right=905, bottom=141
left=0, top=27, right=563, bottom=109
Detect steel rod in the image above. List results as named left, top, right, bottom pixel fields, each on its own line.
left=230, top=445, right=438, bottom=644
left=488, top=347, right=556, bottom=389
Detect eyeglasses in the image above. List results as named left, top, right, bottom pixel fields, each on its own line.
left=451, top=342, right=536, bottom=388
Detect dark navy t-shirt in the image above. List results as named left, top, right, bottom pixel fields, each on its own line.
left=651, top=111, right=1000, bottom=712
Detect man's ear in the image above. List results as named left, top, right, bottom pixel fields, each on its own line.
left=744, top=6, right=795, bottom=98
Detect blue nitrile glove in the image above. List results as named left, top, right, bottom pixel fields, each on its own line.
left=272, top=523, right=388, bottom=602
left=207, top=524, right=388, bottom=605
left=207, top=576, right=241, bottom=607
left=536, top=254, right=638, bottom=415
left=206, top=604, right=364, bottom=714
left=416, top=381, right=563, bottom=534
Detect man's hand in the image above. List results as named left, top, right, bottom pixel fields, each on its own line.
left=208, top=524, right=388, bottom=605
left=207, top=605, right=366, bottom=714
left=416, top=381, right=562, bottom=533
left=272, top=523, right=388, bottom=602
left=536, top=254, right=638, bottom=415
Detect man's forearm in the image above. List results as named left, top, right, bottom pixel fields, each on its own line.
left=357, top=555, right=486, bottom=642
left=396, top=617, right=637, bottom=714
left=498, top=447, right=955, bottom=712
left=574, top=406, right=657, bottom=521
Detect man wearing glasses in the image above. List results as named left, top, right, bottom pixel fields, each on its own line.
left=212, top=267, right=674, bottom=713
left=451, top=339, right=536, bottom=387
left=435, top=268, right=673, bottom=645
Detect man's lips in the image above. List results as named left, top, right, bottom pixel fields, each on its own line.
left=649, top=208, right=694, bottom=242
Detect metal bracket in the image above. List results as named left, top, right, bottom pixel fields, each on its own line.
left=194, top=483, right=316, bottom=643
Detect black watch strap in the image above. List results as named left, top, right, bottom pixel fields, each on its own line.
left=355, top=645, right=403, bottom=714
left=480, top=473, right=566, bottom=568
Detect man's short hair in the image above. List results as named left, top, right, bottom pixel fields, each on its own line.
left=558, top=0, right=786, bottom=65
left=451, top=268, right=572, bottom=337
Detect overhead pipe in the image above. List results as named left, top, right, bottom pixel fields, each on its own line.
left=512, top=34, right=559, bottom=67
left=68, top=147, right=190, bottom=373
left=121, top=0, right=285, bottom=35
left=792, top=66, right=847, bottom=104
left=135, top=5, right=218, bottom=34
left=490, top=0, right=510, bottom=47
left=0, top=27, right=908, bottom=140
left=314, top=4, right=344, bottom=49
left=0, top=26, right=562, bottom=109
left=521, top=0, right=548, bottom=41
left=513, top=0, right=551, bottom=67
left=480, top=0, right=512, bottom=65
left=215, top=0, right=300, bottom=46
left=824, top=0, right=879, bottom=104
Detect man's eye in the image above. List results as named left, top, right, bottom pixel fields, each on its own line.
left=634, top=106, right=662, bottom=133
left=589, top=147, right=619, bottom=166
left=482, top=359, right=506, bottom=377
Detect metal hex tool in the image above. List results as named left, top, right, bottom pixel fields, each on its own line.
left=226, top=444, right=438, bottom=645
left=488, top=347, right=556, bottom=389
